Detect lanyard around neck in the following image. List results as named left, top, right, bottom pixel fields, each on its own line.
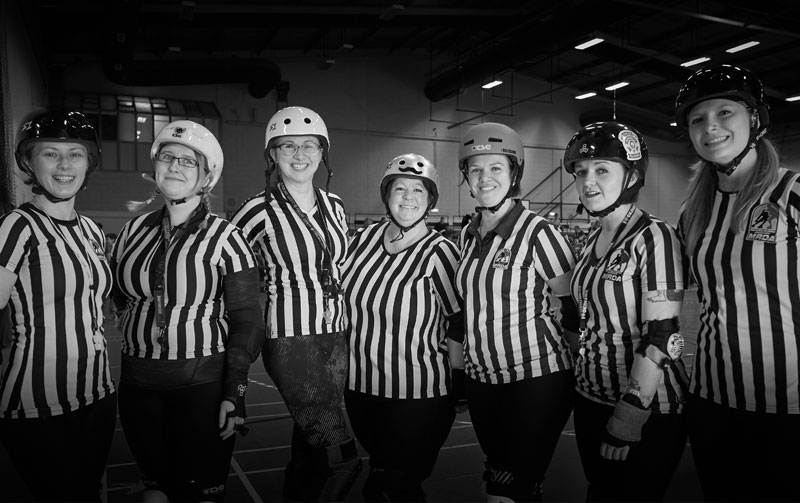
left=277, top=181, right=341, bottom=300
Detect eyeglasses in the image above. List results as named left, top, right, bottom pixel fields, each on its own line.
left=276, top=143, right=321, bottom=157
left=156, top=152, right=199, bottom=169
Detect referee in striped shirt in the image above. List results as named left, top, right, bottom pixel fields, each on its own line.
left=455, top=123, right=577, bottom=502
left=232, top=106, right=361, bottom=502
left=112, top=121, right=262, bottom=502
left=342, top=154, right=463, bottom=501
left=0, top=110, right=116, bottom=502
left=676, top=65, right=800, bottom=502
left=564, top=121, right=689, bottom=501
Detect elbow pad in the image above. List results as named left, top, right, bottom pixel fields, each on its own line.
left=558, top=295, right=580, bottom=333
left=446, top=312, right=465, bottom=344
left=224, top=267, right=266, bottom=362
left=636, top=317, right=684, bottom=367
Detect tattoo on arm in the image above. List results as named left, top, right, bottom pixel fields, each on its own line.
left=627, top=377, right=642, bottom=392
left=646, top=289, right=684, bottom=303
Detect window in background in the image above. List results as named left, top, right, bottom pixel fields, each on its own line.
left=62, top=93, right=221, bottom=172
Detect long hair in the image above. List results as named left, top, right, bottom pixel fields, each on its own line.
left=681, top=139, right=780, bottom=255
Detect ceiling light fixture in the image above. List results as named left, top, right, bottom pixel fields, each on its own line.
left=786, top=95, right=800, bottom=102
left=482, top=80, right=503, bottom=89
left=575, top=38, right=604, bottom=50
left=726, top=41, right=760, bottom=53
left=575, top=92, right=597, bottom=100
left=670, top=122, right=678, bottom=127
left=604, top=82, right=629, bottom=91
left=681, top=57, right=711, bottom=67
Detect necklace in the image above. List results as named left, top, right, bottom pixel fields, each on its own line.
left=577, top=205, right=636, bottom=356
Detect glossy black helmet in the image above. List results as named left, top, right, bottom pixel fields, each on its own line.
left=674, top=64, right=770, bottom=135
left=15, top=110, right=101, bottom=178
left=563, top=121, right=648, bottom=183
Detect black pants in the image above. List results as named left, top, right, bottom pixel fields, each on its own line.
left=119, top=380, right=235, bottom=502
left=687, top=394, right=800, bottom=502
left=573, top=394, right=688, bottom=502
left=467, top=371, right=575, bottom=500
left=344, top=389, right=455, bottom=500
left=0, top=393, right=117, bottom=503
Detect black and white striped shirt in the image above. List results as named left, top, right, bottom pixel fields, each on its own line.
left=682, top=168, right=800, bottom=414
left=231, top=187, right=349, bottom=337
left=456, top=201, right=576, bottom=384
left=0, top=203, right=114, bottom=419
left=112, top=207, right=256, bottom=359
left=342, top=223, right=461, bottom=399
left=571, top=209, right=688, bottom=413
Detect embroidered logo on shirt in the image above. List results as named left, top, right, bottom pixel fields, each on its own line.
left=601, top=249, right=630, bottom=281
left=746, top=203, right=778, bottom=243
left=492, top=248, right=512, bottom=270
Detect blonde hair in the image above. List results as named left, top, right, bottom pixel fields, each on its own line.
left=681, top=139, right=780, bottom=255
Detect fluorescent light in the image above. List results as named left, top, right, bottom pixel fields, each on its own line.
left=726, top=41, right=760, bottom=53
left=430, top=208, right=439, bottom=212
left=681, top=57, right=710, bottom=67
left=604, top=81, right=629, bottom=91
left=575, top=38, right=604, bottom=50
left=575, top=92, right=597, bottom=100
left=670, top=122, right=678, bottom=127
left=482, top=80, right=503, bottom=89
left=786, top=95, right=800, bottom=102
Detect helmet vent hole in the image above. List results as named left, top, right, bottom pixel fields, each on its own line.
left=304, top=118, right=311, bottom=124
left=283, top=118, right=291, bottom=125
left=399, top=160, right=406, bottom=165
left=417, top=162, right=424, bottom=167
left=488, top=137, right=503, bottom=143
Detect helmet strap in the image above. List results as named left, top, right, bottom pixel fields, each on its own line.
left=579, top=172, right=643, bottom=218
left=385, top=205, right=431, bottom=243
left=708, top=125, right=765, bottom=176
left=473, top=166, right=520, bottom=214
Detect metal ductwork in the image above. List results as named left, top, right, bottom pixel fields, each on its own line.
left=102, top=0, right=281, bottom=98
left=103, top=58, right=282, bottom=99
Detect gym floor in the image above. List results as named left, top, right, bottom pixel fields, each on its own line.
left=2, top=295, right=704, bottom=503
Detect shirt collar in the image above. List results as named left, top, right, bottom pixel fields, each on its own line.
left=466, top=199, right=524, bottom=240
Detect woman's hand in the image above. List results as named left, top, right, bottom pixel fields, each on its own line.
left=218, top=399, right=247, bottom=439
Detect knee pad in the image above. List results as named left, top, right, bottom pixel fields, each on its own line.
left=483, top=462, right=543, bottom=502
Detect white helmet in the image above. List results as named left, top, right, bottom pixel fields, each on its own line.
left=151, top=120, right=224, bottom=192
left=263, top=106, right=329, bottom=159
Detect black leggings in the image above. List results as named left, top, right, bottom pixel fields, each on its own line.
left=119, top=381, right=235, bottom=502
left=573, top=394, right=687, bottom=502
left=344, top=389, right=455, bottom=499
left=0, top=393, right=117, bottom=503
left=687, top=394, right=800, bottom=502
left=467, top=371, right=575, bottom=499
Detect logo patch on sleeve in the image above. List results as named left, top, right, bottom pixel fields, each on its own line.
left=746, top=203, right=778, bottom=242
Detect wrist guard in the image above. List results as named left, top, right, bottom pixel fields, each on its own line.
left=224, top=381, right=247, bottom=418
left=605, top=394, right=651, bottom=446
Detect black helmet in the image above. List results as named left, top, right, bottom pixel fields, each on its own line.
left=563, top=121, right=648, bottom=182
left=563, top=121, right=647, bottom=218
left=674, top=64, right=769, bottom=135
left=15, top=110, right=101, bottom=179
